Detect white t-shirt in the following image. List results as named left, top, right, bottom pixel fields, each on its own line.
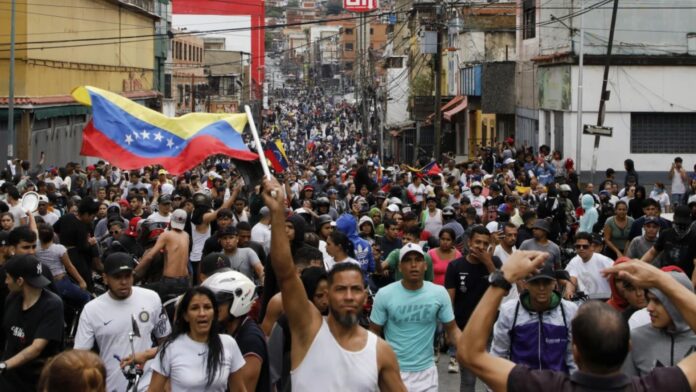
left=471, top=195, right=487, bottom=217
left=494, top=245, right=519, bottom=304
left=146, top=212, right=171, bottom=225
left=565, top=253, right=614, bottom=299
left=74, top=287, right=171, bottom=392
left=151, top=334, right=245, bottom=392
left=407, top=183, right=426, bottom=203
left=34, top=211, right=59, bottom=226
left=250, top=222, right=271, bottom=255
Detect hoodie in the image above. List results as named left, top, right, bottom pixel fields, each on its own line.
left=606, top=257, right=631, bottom=312
left=622, top=271, right=696, bottom=376
left=491, top=291, right=578, bottom=373
left=336, top=214, right=375, bottom=274
left=578, top=194, right=598, bottom=233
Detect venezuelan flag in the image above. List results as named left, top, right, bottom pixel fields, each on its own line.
left=264, top=139, right=289, bottom=173
left=72, top=86, right=258, bottom=174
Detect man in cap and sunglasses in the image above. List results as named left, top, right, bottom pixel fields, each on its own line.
left=563, top=232, right=614, bottom=301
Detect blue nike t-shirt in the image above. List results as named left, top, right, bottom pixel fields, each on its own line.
left=370, top=281, right=455, bottom=372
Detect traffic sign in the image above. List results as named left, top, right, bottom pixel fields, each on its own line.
left=583, top=124, right=613, bottom=137
left=344, top=0, right=379, bottom=12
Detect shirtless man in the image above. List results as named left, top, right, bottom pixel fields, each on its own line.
left=135, top=209, right=191, bottom=300
left=262, top=177, right=406, bottom=392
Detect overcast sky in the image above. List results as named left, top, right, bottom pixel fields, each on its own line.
left=172, top=15, right=252, bottom=53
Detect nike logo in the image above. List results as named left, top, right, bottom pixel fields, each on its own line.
left=103, top=320, right=113, bottom=326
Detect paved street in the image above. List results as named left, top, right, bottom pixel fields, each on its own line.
left=436, top=354, right=487, bottom=391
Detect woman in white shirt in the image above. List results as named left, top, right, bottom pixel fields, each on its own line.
left=149, top=287, right=246, bottom=392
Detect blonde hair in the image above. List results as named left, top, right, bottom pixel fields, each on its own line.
left=38, top=349, right=106, bottom=392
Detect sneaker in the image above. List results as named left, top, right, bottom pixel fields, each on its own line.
left=448, top=357, right=459, bottom=373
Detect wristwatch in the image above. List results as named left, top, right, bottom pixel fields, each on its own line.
left=488, top=270, right=512, bottom=291
left=0, top=362, right=7, bottom=374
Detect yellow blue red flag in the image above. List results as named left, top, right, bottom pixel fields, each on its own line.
left=71, top=86, right=258, bottom=174
left=264, top=139, right=289, bottom=172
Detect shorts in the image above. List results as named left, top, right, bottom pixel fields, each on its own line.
left=400, top=365, right=438, bottom=392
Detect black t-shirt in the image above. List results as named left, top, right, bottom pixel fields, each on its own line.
left=380, top=236, right=402, bottom=262
left=508, top=364, right=690, bottom=392
left=653, top=228, right=696, bottom=278
left=444, top=256, right=501, bottom=329
left=202, top=233, right=222, bottom=257
left=235, top=318, right=271, bottom=392
left=1, top=290, right=63, bottom=391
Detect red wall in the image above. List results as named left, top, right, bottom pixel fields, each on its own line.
left=172, top=0, right=265, bottom=99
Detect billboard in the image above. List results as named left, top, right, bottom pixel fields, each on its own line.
left=344, top=0, right=379, bottom=12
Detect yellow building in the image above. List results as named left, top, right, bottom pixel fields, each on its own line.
left=0, top=0, right=160, bottom=165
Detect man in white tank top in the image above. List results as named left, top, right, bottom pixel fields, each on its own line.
left=262, top=177, right=406, bottom=392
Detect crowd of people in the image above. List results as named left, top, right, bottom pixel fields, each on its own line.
left=0, top=81, right=696, bottom=392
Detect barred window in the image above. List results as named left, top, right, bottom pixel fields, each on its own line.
left=631, top=113, right=696, bottom=153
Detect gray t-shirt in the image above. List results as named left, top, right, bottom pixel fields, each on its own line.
left=625, top=236, right=656, bottom=260
left=519, top=238, right=561, bottom=269
left=36, top=243, right=67, bottom=277
left=224, top=248, right=261, bottom=281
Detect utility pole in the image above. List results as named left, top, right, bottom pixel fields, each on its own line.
left=433, top=2, right=444, bottom=160
left=6, top=0, right=17, bottom=161
left=360, top=14, right=370, bottom=138
left=190, top=73, right=195, bottom=112
left=575, top=0, right=585, bottom=175
left=590, top=0, right=620, bottom=184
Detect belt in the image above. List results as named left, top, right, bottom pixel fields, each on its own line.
left=53, top=273, right=66, bottom=281
left=161, top=276, right=189, bottom=283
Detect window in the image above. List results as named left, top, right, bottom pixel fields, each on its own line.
left=345, top=28, right=353, bottom=35
left=345, top=62, right=353, bottom=70
left=523, top=0, right=536, bottom=40
left=631, top=113, right=696, bottom=153
left=370, top=28, right=374, bottom=35
left=345, top=43, right=353, bottom=51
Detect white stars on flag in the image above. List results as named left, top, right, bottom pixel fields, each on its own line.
left=166, top=138, right=174, bottom=149
left=125, top=134, right=133, bottom=145
left=123, top=128, right=178, bottom=151
left=154, top=132, right=163, bottom=142
left=141, top=130, right=150, bottom=140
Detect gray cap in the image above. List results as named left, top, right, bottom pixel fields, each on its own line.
left=531, top=219, right=551, bottom=233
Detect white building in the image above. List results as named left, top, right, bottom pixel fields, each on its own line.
left=516, top=0, right=696, bottom=175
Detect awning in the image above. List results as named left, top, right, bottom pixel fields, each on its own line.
left=443, top=96, right=468, bottom=122
left=425, top=95, right=465, bottom=123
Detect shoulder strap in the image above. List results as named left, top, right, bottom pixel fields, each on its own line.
left=508, top=301, right=521, bottom=347
left=560, top=301, right=567, bottom=328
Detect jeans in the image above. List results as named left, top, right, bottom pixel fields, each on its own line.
left=459, top=366, right=477, bottom=392
left=146, top=276, right=190, bottom=302
left=54, top=276, right=91, bottom=307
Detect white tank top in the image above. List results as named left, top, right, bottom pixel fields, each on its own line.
left=423, top=208, right=443, bottom=235
left=190, top=224, right=210, bottom=262
left=291, top=319, right=379, bottom=392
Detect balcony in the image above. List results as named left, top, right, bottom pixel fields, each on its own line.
left=107, top=0, right=159, bottom=19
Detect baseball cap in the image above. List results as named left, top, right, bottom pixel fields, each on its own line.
left=386, top=204, right=400, bottom=213
left=526, top=264, right=557, bottom=283
left=503, top=158, right=515, bottom=165
left=200, top=253, right=232, bottom=276
left=673, top=205, right=691, bottom=225
left=170, top=209, right=187, bottom=230
left=158, top=194, right=172, bottom=204
left=103, top=252, right=135, bottom=275
left=643, top=216, right=660, bottom=226
left=5, top=255, right=51, bottom=288
left=218, top=225, right=238, bottom=237
left=0, top=231, right=8, bottom=247
left=125, top=217, right=141, bottom=237
left=399, top=243, right=425, bottom=262
left=38, top=195, right=49, bottom=205
left=531, top=219, right=551, bottom=233
left=158, top=169, right=168, bottom=175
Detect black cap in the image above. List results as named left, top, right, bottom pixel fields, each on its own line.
left=643, top=215, right=660, bottom=226
left=158, top=194, right=172, bottom=204
left=218, top=225, right=238, bottom=237
left=673, top=205, right=692, bottom=225
left=103, top=252, right=135, bottom=275
left=200, top=253, right=231, bottom=276
left=526, top=264, right=557, bottom=283
left=531, top=219, right=551, bottom=233
left=5, top=255, right=51, bottom=288
left=490, top=183, right=502, bottom=192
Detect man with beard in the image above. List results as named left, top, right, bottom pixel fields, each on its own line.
left=262, top=177, right=405, bottom=392
left=371, top=243, right=461, bottom=391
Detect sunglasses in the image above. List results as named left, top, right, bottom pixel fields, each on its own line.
left=575, top=244, right=591, bottom=250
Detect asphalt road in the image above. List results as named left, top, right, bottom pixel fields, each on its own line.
left=436, top=354, right=487, bottom=391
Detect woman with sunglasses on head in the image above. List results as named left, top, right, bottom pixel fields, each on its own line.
left=148, top=286, right=247, bottom=392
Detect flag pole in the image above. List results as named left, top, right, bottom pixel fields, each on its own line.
left=245, top=105, right=280, bottom=198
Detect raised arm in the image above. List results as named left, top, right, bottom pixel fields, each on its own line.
left=458, top=250, right=547, bottom=392
left=261, top=177, right=321, bottom=343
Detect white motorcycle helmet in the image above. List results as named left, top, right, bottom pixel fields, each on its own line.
left=202, top=270, right=257, bottom=318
